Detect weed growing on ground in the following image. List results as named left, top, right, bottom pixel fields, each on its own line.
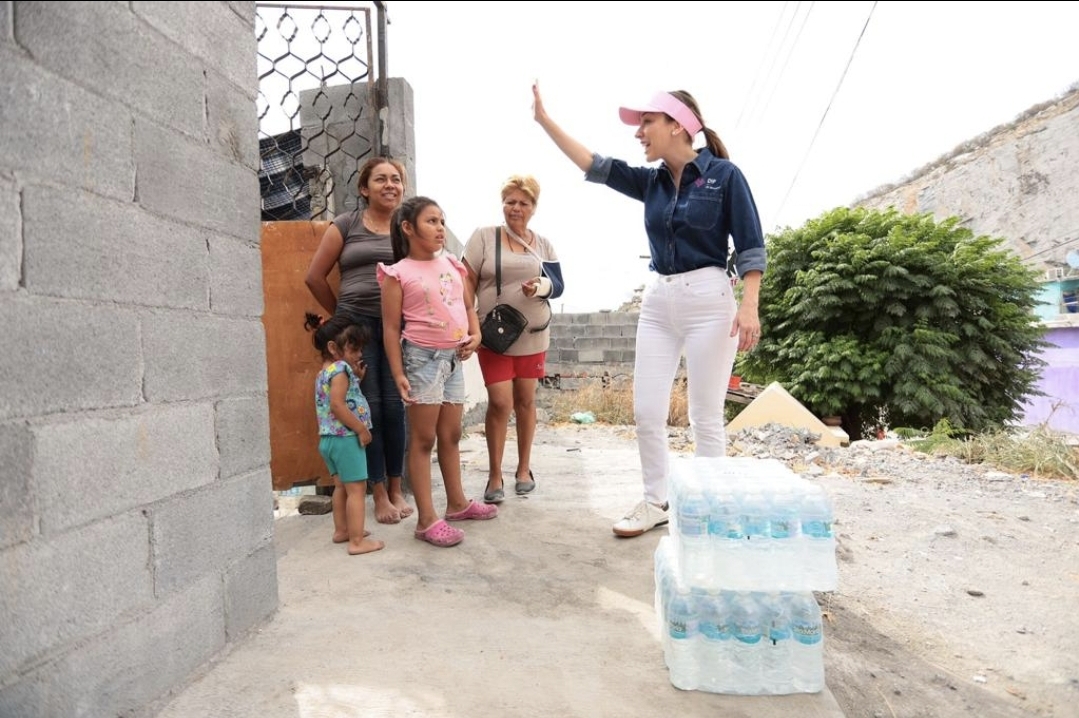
left=894, top=419, right=1078, bottom=480
left=544, top=380, right=688, bottom=426
left=548, top=387, right=1078, bottom=481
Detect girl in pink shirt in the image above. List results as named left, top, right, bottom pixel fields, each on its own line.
left=378, top=196, right=496, bottom=547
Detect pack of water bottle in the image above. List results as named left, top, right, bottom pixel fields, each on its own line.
left=655, top=537, right=825, bottom=694
left=667, top=456, right=837, bottom=592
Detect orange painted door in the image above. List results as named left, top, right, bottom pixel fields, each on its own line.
left=261, top=221, right=336, bottom=489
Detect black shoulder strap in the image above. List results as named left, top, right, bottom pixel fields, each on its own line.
left=495, top=227, right=503, bottom=297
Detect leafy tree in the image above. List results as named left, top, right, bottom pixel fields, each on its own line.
left=739, top=207, right=1048, bottom=437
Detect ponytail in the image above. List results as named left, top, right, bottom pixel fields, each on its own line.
left=303, top=312, right=367, bottom=358
left=668, top=90, right=730, bottom=159
left=701, top=126, right=729, bottom=160
left=389, top=195, right=442, bottom=263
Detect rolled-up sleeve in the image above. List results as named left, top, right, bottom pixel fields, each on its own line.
left=726, top=167, right=767, bottom=277
left=587, top=154, right=651, bottom=203
left=584, top=153, right=612, bottom=184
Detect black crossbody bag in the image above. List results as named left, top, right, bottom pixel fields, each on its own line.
left=479, top=228, right=530, bottom=354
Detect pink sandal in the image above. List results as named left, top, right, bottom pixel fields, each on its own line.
left=414, top=519, right=464, bottom=547
left=445, top=500, right=499, bottom=522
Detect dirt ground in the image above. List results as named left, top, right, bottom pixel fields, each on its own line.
left=662, top=421, right=1079, bottom=718
left=160, top=420, right=1077, bottom=718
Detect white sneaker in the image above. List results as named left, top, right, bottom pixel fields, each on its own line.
left=612, top=500, right=669, bottom=538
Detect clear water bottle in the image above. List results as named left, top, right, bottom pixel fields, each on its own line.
left=654, top=538, right=676, bottom=646
left=666, top=587, right=699, bottom=690
left=696, top=589, right=732, bottom=693
left=760, top=592, right=794, bottom=694
left=728, top=591, right=763, bottom=694
left=789, top=592, right=825, bottom=692
left=769, top=483, right=802, bottom=589
left=800, top=484, right=837, bottom=590
left=741, top=488, right=772, bottom=589
left=677, top=477, right=711, bottom=588
left=708, top=486, right=743, bottom=586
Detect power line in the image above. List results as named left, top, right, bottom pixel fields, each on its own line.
left=775, top=1, right=878, bottom=221
left=1023, top=232, right=1079, bottom=261
left=756, top=2, right=817, bottom=122
left=735, top=1, right=794, bottom=132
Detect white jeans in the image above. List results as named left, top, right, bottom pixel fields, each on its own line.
left=633, top=266, right=739, bottom=505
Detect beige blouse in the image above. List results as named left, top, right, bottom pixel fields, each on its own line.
left=462, top=225, right=559, bottom=356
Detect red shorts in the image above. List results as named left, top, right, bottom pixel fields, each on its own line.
left=476, top=348, right=546, bottom=385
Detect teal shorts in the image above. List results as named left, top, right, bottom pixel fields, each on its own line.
left=319, top=435, right=369, bottom=482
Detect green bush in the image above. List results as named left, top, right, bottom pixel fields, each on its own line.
left=740, top=207, right=1048, bottom=437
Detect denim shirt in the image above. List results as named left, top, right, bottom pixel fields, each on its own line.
left=585, top=148, right=766, bottom=278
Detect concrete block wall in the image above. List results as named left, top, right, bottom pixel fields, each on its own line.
left=0, top=3, right=277, bottom=717
left=545, top=311, right=640, bottom=384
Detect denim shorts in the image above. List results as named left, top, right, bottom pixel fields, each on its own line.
left=403, top=339, right=466, bottom=404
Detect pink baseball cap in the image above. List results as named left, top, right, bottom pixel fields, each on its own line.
left=618, top=92, right=702, bottom=136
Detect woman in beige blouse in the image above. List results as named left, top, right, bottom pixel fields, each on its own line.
left=462, top=175, right=560, bottom=504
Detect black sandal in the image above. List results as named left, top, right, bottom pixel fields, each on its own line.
left=514, top=470, right=536, bottom=495
left=483, top=480, right=505, bottom=504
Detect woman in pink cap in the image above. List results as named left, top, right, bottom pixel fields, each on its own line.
left=532, top=82, right=765, bottom=538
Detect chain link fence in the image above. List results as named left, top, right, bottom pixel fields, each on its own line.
left=256, top=3, right=386, bottom=220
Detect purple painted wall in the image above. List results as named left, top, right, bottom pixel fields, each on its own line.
left=1021, top=327, right=1079, bottom=434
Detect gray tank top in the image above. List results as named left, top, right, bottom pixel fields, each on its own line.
left=331, top=209, right=395, bottom=318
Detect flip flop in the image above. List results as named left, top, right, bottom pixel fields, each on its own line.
left=414, top=519, right=464, bottom=547
left=445, top=499, right=499, bottom=521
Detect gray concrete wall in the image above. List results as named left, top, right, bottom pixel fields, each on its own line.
left=0, top=2, right=277, bottom=717
left=545, top=311, right=640, bottom=384
left=852, top=87, right=1079, bottom=432
left=854, top=87, right=1079, bottom=272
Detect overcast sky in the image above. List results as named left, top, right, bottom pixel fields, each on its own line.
left=276, top=1, right=1079, bottom=312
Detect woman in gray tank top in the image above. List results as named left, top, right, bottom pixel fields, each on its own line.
left=306, top=157, right=412, bottom=525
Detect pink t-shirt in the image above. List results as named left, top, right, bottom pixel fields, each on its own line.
left=377, top=255, right=471, bottom=349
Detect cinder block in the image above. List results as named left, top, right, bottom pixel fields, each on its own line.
left=142, top=312, right=267, bottom=402
left=225, top=543, right=278, bottom=640
left=0, top=514, right=153, bottom=677
left=136, top=0, right=256, bottom=91
left=229, top=0, right=256, bottom=24
left=205, top=71, right=259, bottom=170
left=0, top=421, right=34, bottom=550
left=300, top=84, right=376, bottom=131
left=23, top=185, right=209, bottom=309
left=0, top=49, right=132, bottom=201
left=208, top=236, right=264, bottom=316
left=215, top=396, right=270, bottom=479
left=386, top=78, right=416, bottom=160
left=603, top=349, right=626, bottom=363
left=134, top=122, right=260, bottom=242
left=0, top=575, right=224, bottom=718
left=0, top=297, right=142, bottom=421
left=0, top=2, right=11, bottom=43
left=152, top=470, right=274, bottom=596
left=0, top=175, right=19, bottom=292
left=574, top=337, right=613, bottom=351
left=16, top=2, right=204, bottom=137
left=33, top=404, right=217, bottom=534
